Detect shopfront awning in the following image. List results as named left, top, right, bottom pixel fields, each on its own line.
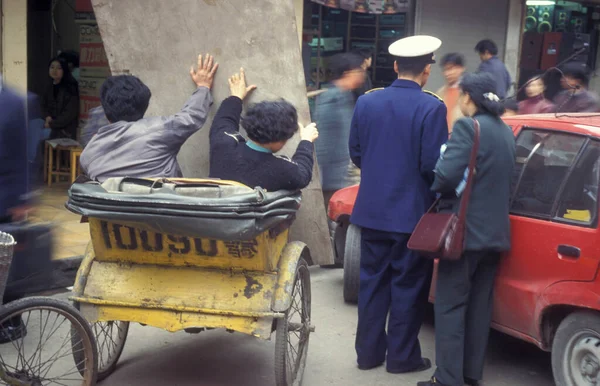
left=311, top=0, right=410, bottom=14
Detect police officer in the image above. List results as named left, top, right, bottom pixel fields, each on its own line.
left=349, top=36, right=448, bottom=373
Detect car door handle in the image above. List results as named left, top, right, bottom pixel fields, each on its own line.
left=558, top=245, right=581, bottom=259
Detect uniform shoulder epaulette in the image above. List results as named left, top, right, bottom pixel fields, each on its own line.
left=423, top=90, right=444, bottom=102
left=365, top=87, right=384, bottom=94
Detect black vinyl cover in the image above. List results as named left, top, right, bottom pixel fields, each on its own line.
left=66, top=178, right=302, bottom=241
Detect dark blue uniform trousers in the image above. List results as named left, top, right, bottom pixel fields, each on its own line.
left=355, top=228, right=432, bottom=371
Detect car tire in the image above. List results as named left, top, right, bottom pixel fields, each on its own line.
left=343, top=224, right=361, bottom=304
left=551, top=311, right=600, bottom=386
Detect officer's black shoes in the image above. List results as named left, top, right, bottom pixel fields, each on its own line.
left=464, top=377, right=482, bottom=386
left=416, top=376, right=450, bottom=386
left=357, top=361, right=384, bottom=371
left=387, top=357, right=432, bottom=374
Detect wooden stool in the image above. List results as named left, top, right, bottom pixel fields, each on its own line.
left=71, top=149, right=83, bottom=183
left=45, top=142, right=83, bottom=186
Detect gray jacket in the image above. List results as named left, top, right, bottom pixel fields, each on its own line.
left=314, top=86, right=360, bottom=191
left=432, top=114, right=516, bottom=252
left=80, top=87, right=212, bottom=182
left=478, top=57, right=511, bottom=99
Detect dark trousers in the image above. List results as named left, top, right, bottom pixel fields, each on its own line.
left=433, top=250, right=501, bottom=386
left=355, top=228, right=432, bottom=371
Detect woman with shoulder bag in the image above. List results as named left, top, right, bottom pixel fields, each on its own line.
left=417, top=73, right=516, bottom=386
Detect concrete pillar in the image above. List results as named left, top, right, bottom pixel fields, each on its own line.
left=294, top=0, right=304, bottom=46
left=1, top=0, right=28, bottom=92
left=504, top=0, right=525, bottom=94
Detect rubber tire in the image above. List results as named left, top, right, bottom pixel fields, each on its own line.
left=274, top=258, right=311, bottom=386
left=551, top=311, right=600, bottom=386
left=73, top=302, right=130, bottom=381
left=0, top=297, right=98, bottom=386
left=343, top=224, right=361, bottom=304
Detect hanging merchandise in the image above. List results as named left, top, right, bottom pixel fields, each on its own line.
left=311, top=0, right=409, bottom=14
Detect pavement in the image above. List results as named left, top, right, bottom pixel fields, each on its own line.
left=18, top=187, right=555, bottom=385
left=91, top=267, right=555, bottom=386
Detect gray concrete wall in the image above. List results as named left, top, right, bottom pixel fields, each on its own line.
left=91, top=0, right=333, bottom=265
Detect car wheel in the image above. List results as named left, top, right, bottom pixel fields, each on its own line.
left=343, top=224, right=361, bottom=304
left=552, top=311, right=600, bottom=386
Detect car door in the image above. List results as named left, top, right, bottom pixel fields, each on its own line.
left=492, top=128, right=600, bottom=338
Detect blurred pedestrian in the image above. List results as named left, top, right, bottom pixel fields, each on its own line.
left=0, top=74, right=31, bottom=343
left=475, top=39, right=511, bottom=99
left=554, top=62, right=600, bottom=113
left=502, top=98, right=519, bottom=117
left=418, top=72, right=516, bottom=386
left=352, top=48, right=374, bottom=100
left=349, top=35, right=448, bottom=374
left=519, top=75, right=554, bottom=114
left=0, top=75, right=29, bottom=224
left=41, top=57, right=80, bottom=140
left=437, top=53, right=466, bottom=133
left=315, top=52, right=365, bottom=205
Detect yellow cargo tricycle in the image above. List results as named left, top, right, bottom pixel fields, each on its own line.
left=66, top=177, right=314, bottom=385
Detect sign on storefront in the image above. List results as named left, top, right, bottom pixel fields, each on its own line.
left=311, top=0, right=410, bottom=14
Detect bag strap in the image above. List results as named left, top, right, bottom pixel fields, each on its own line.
left=456, top=119, right=481, bottom=223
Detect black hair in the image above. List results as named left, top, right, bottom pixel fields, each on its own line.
left=503, top=97, right=519, bottom=112
left=58, top=50, right=80, bottom=68
left=459, top=72, right=505, bottom=117
left=352, top=48, right=373, bottom=60
left=561, top=61, right=590, bottom=87
left=329, top=52, right=365, bottom=80
left=440, top=52, right=465, bottom=68
left=474, top=39, right=498, bottom=56
left=242, top=100, right=299, bottom=144
left=395, top=60, right=428, bottom=77
left=48, top=57, right=78, bottom=92
left=100, top=75, right=152, bottom=122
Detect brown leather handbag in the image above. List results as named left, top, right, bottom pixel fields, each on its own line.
left=407, top=119, right=480, bottom=260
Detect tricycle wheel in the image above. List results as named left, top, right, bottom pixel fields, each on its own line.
left=343, top=224, right=361, bottom=304
left=552, top=311, right=600, bottom=386
left=274, top=258, right=311, bottom=386
left=0, top=297, right=98, bottom=386
left=72, top=302, right=129, bottom=381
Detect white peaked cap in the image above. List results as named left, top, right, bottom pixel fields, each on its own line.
left=388, top=35, right=442, bottom=58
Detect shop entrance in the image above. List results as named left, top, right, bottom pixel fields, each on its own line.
left=517, top=0, right=600, bottom=100
left=302, top=0, right=413, bottom=90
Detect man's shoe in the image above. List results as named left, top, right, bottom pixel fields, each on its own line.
left=388, top=358, right=431, bottom=374
left=464, top=377, right=481, bottom=386
left=0, top=317, right=27, bottom=344
left=417, top=377, right=450, bottom=386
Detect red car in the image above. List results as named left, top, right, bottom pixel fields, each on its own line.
left=327, top=114, right=600, bottom=386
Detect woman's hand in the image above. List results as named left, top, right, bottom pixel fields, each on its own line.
left=190, top=54, right=219, bottom=89
left=228, top=68, right=257, bottom=101
left=300, top=122, right=319, bottom=143
left=44, top=116, right=52, bottom=128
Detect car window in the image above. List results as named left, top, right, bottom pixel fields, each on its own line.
left=555, top=140, right=600, bottom=225
left=510, top=129, right=587, bottom=218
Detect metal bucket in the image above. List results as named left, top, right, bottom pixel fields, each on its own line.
left=0, top=232, right=16, bottom=300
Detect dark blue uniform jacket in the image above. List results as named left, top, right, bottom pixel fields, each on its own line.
left=349, top=79, right=448, bottom=234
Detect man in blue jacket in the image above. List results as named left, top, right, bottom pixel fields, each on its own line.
left=349, top=36, right=448, bottom=374
left=475, top=39, right=512, bottom=99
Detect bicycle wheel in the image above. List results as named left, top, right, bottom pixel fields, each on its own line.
left=0, top=297, right=97, bottom=386
left=72, top=302, right=129, bottom=381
